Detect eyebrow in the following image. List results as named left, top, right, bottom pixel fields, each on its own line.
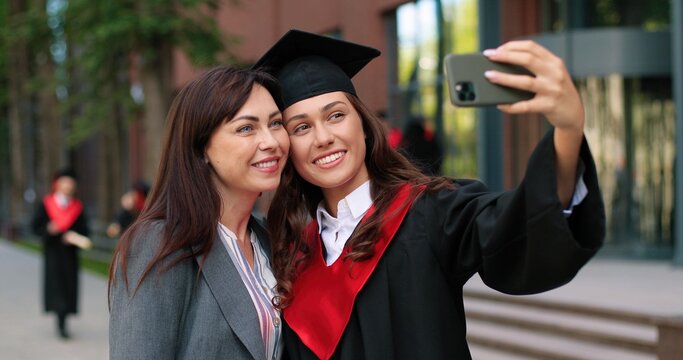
left=232, top=110, right=281, bottom=122
left=233, top=115, right=259, bottom=122
left=285, top=100, right=346, bottom=123
left=321, top=101, right=345, bottom=112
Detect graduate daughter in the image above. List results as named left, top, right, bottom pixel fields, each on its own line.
left=259, top=30, right=605, bottom=360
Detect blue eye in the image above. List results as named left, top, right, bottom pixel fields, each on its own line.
left=237, top=125, right=253, bottom=133
left=271, top=119, right=284, bottom=128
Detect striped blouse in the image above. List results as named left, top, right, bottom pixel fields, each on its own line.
left=217, top=223, right=283, bottom=360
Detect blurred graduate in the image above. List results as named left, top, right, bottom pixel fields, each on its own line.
left=32, top=168, right=90, bottom=339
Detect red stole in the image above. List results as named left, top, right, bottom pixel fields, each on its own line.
left=43, top=194, right=83, bottom=233
left=284, top=184, right=422, bottom=360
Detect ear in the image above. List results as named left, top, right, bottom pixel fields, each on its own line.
left=203, top=150, right=210, bottom=164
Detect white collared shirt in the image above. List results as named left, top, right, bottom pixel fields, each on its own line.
left=54, top=193, right=70, bottom=208
left=316, top=180, right=373, bottom=266
left=217, top=224, right=283, bottom=360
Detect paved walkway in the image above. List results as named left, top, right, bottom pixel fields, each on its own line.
left=0, top=239, right=109, bottom=360
left=2, top=237, right=683, bottom=360
left=465, top=257, right=683, bottom=317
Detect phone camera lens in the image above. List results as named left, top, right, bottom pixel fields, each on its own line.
left=456, top=82, right=475, bottom=102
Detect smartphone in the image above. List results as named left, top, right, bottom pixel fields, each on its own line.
left=444, top=53, right=534, bottom=107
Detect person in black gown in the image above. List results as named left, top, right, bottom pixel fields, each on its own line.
left=32, top=168, right=90, bottom=339
left=258, top=30, right=605, bottom=360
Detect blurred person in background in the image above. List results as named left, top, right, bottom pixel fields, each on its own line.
left=259, top=29, right=604, bottom=360
left=32, top=168, right=90, bottom=339
left=399, top=115, right=443, bottom=175
left=108, top=66, right=288, bottom=359
left=376, top=110, right=402, bottom=149
left=106, top=180, right=150, bottom=238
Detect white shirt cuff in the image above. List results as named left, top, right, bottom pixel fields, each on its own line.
left=562, top=176, right=588, bottom=217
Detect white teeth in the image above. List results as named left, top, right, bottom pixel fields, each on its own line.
left=254, top=160, right=277, bottom=168
left=315, top=151, right=345, bottom=165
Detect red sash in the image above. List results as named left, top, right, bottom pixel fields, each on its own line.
left=284, top=184, right=422, bottom=359
left=43, top=195, right=83, bottom=233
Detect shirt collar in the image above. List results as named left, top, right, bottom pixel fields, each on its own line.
left=315, top=180, right=372, bottom=234
left=53, top=192, right=71, bottom=208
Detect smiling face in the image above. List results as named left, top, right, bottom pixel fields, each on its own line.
left=54, top=176, right=77, bottom=198
left=205, top=84, right=289, bottom=198
left=284, top=91, right=369, bottom=205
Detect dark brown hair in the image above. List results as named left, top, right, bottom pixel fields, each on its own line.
left=267, top=93, right=454, bottom=308
left=109, top=66, right=281, bottom=293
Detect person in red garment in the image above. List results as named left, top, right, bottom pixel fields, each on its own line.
left=257, top=29, right=605, bottom=359
left=32, top=168, right=90, bottom=339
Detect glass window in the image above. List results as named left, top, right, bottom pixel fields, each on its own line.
left=580, top=75, right=675, bottom=254
left=395, top=0, right=479, bottom=178
left=541, top=0, right=670, bottom=31
left=540, top=0, right=676, bottom=257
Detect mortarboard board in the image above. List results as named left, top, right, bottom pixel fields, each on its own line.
left=253, top=29, right=381, bottom=109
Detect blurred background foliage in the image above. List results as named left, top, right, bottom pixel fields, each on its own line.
left=0, top=0, right=238, bottom=231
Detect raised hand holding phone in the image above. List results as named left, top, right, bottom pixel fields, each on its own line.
left=483, top=40, right=585, bottom=207
left=482, top=40, right=584, bottom=132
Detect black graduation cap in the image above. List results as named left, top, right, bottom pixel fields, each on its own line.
left=253, top=29, right=381, bottom=109
left=52, top=168, right=77, bottom=182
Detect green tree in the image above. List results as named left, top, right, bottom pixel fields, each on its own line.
left=2, top=0, right=47, bottom=233
left=2, top=0, right=235, bottom=227
left=0, top=0, right=9, bottom=229
left=64, top=0, right=232, bottom=210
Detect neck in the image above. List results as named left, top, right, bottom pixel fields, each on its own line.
left=322, top=192, right=344, bottom=218
left=321, top=180, right=370, bottom=218
left=217, top=188, right=259, bottom=241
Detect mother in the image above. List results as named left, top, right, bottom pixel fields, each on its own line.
left=109, top=66, right=288, bottom=360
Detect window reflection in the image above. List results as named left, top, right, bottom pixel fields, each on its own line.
left=395, top=0, right=479, bottom=178
left=580, top=76, right=674, bottom=251
left=542, top=0, right=670, bottom=31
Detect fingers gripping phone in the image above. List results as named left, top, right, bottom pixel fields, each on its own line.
left=444, top=53, right=534, bottom=107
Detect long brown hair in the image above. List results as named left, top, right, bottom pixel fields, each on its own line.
left=109, top=66, right=281, bottom=294
left=267, top=93, right=453, bottom=308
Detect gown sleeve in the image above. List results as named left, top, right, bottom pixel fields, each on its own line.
left=428, top=128, right=605, bottom=295
left=70, top=205, right=90, bottom=237
left=32, top=203, right=50, bottom=238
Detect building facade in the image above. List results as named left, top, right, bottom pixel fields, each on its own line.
left=173, top=0, right=682, bottom=264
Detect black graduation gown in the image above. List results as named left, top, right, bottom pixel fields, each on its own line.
left=283, top=130, right=605, bottom=359
left=32, top=200, right=89, bottom=315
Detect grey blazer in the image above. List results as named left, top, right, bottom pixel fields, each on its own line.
left=109, top=218, right=272, bottom=360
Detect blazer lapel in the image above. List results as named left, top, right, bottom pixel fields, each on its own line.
left=197, top=236, right=265, bottom=360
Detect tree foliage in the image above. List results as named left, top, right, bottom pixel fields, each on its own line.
left=2, top=0, right=231, bottom=144
left=0, top=0, right=235, bottom=226
left=0, top=0, right=8, bottom=176
left=63, top=0, right=232, bottom=144
left=0, top=0, right=6, bottom=101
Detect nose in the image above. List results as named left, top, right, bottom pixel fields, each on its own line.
left=258, top=127, right=280, bottom=151
left=313, top=125, right=334, bottom=148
